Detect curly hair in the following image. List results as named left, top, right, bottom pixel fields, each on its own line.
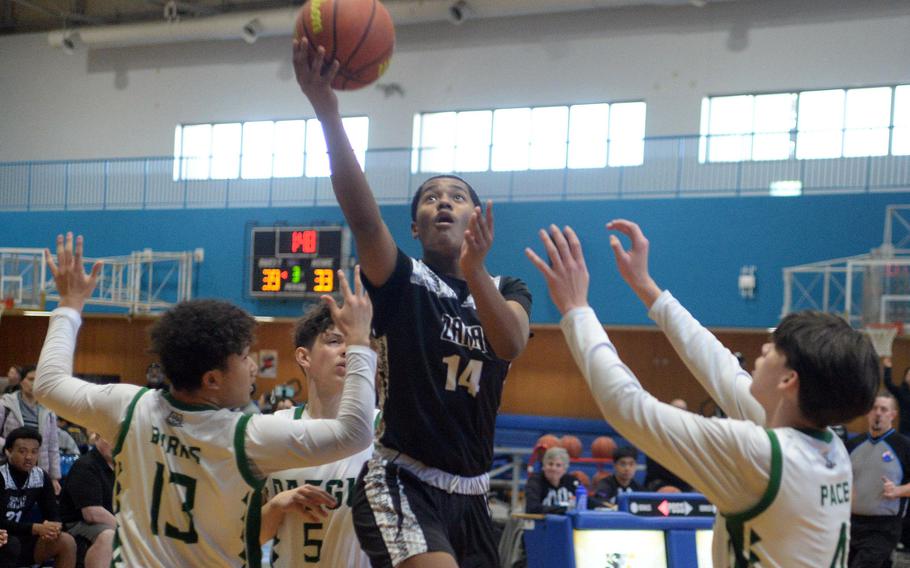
left=149, top=299, right=256, bottom=392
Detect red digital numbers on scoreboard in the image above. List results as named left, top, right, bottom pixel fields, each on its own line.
left=292, top=230, right=318, bottom=254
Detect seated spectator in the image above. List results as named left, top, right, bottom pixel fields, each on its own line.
left=0, top=366, right=62, bottom=493
left=645, top=398, right=693, bottom=492
left=57, top=417, right=88, bottom=450
left=525, top=447, right=579, bottom=514
left=60, top=433, right=115, bottom=568
left=58, top=427, right=81, bottom=457
left=0, top=427, right=75, bottom=568
left=593, top=446, right=642, bottom=506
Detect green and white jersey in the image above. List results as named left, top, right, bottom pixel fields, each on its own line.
left=560, top=292, right=853, bottom=568
left=34, top=308, right=377, bottom=568
left=719, top=427, right=851, bottom=568
left=265, top=406, right=379, bottom=568
left=111, top=389, right=263, bottom=568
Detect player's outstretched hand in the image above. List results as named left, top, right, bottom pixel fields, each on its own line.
left=293, top=38, right=340, bottom=118
left=525, top=225, right=590, bottom=315
left=606, top=219, right=662, bottom=308
left=45, top=232, right=102, bottom=313
left=273, top=485, right=336, bottom=523
left=460, top=200, right=494, bottom=277
left=322, top=265, right=372, bottom=347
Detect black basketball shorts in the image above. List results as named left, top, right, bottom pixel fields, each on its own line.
left=352, top=456, right=499, bottom=568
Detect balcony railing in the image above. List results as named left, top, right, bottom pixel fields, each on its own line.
left=2, top=134, right=909, bottom=211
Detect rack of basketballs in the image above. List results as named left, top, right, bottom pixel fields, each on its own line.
left=527, top=434, right=619, bottom=491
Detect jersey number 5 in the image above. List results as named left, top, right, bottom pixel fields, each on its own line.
left=150, top=461, right=199, bottom=544
left=443, top=355, right=483, bottom=397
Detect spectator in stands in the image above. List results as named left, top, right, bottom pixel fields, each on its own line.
left=593, top=446, right=642, bottom=506
left=0, top=427, right=75, bottom=568
left=525, top=447, right=579, bottom=514
left=847, top=392, right=910, bottom=568
left=60, top=432, right=115, bottom=568
left=644, top=399, right=693, bottom=492
left=0, top=367, right=61, bottom=493
left=57, top=426, right=80, bottom=457
left=57, top=417, right=88, bottom=451
left=882, top=358, right=910, bottom=435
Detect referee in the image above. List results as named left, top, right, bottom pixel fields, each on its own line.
left=847, top=392, right=910, bottom=568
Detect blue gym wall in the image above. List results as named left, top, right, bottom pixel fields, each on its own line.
left=0, top=192, right=902, bottom=327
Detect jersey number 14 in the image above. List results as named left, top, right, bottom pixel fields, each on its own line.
left=443, top=355, right=483, bottom=397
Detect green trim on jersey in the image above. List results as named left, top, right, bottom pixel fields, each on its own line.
left=233, top=414, right=262, bottom=489
left=795, top=427, right=834, bottom=443
left=244, top=489, right=263, bottom=568
left=162, top=391, right=220, bottom=412
left=374, top=410, right=383, bottom=431
left=293, top=405, right=305, bottom=420
left=113, top=388, right=149, bottom=458
left=234, top=414, right=263, bottom=568
left=724, top=429, right=782, bottom=567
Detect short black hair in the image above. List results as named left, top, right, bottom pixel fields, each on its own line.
left=294, top=303, right=334, bottom=350
left=773, top=311, right=878, bottom=427
left=5, top=427, right=41, bottom=452
left=19, top=365, right=35, bottom=377
left=410, top=175, right=482, bottom=221
left=613, top=445, right=638, bottom=462
left=149, top=299, right=256, bottom=392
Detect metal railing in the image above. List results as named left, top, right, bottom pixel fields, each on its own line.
left=2, top=134, right=909, bottom=211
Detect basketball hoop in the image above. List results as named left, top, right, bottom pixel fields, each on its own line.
left=864, top=322, right=904, bottom=358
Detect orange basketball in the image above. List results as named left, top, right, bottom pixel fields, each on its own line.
left=658, top=485, right=682, bottom=493
left=591, top=436, right=617, bottom=459
left=559, top=435, right=583, bottom=458
left=570, top=470, right=590, bottom=489
left=295, top=0, right=395, bottom=90
left=536, top=434, right=560, bottom=451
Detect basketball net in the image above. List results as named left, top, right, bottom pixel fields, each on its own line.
left=864, top=322, right=903, bottom=358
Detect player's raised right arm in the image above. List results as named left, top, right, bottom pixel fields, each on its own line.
left=35, top=233, right=143, bottom=443
left=293, top=39, right=397, bottom=287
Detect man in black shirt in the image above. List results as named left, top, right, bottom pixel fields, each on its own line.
left=525, top=447, right=580, bottom=515
left=295, top=43, right=532, bottom=568
left=846, top=393, right=910, bottom=568
left=0, top=427, right=75, bottom=568
left=59, top=432, right=115, bottom=568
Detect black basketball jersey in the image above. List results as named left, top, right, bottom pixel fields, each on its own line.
left=0, top=463, right=56, bottom=535
left=365, top=249, right=532, bottom=477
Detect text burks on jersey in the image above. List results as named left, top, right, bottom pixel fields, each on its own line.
left=439, top=314, right=488, bottom=354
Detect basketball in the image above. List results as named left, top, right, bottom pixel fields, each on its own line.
left=591, top=436, right=617, bottom=459
left=536, top=434, right=560, bottom=451
left=295, top=0, right=395, bottom=90
left=559, top=435, right=583, bottom=458
left=658, top=485, right=682, bottom=493
left=570, top=470, right=590, bottom=489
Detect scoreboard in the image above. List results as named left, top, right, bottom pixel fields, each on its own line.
left=249, top=225, right=351, bottom=298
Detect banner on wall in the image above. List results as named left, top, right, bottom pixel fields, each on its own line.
left=258, top=350, right=277, bottom=379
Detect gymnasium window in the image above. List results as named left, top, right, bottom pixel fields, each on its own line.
left=699, top=84, right=910, bottom=163
left=173, top=117, right=369, bottom=181
left=410, top=101, right=647, bottom=174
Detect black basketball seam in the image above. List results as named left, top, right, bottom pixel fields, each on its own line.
left=339, top=0, right=378, bottom=73
left=347, top=45, right=392, bottom=77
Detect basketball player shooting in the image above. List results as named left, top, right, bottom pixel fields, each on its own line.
left=294, top=39, right=532, bottom=568
left=526, top=221, right=878, bottom=567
